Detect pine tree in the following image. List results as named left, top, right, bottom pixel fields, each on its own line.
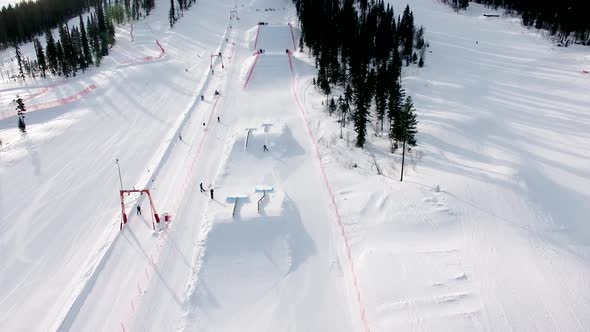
left=45, top=30, right=58, bottom=76
left=341, top=84, right=352, bottom=127
left=71, top=26, right=85, bottom=72
left=374, top=62, right=388, bottom=133
left=352, top=66, right=370, bottom=148
left=14, top=44, right=25, bottom=80
left=388, top=79, right=405, bottom=150
left=56, top=41, right=65, bottom=76
left=415, top=26, right=425, bottom=49
left=34, top=38, right=47, bottom=78
left=328, top=97, right=337, bottom=116
left=401, top=96, right=418, bottom=146
left=80, top=15, right=93, bottom=67
left=96, top=0, right=109, bottom=56
left=58, top=24, right=72, bottom=76
left=400, top=5, right=415, bottom=63
left=169, top=0, right=176, bottom=27
left=89, top=15, right=102, bottom=66
left=15, top=95, right=26, bottom=132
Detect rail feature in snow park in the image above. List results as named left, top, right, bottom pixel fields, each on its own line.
left=286, top=49, right=371, bottom=332
left=255, top=186, right=274, bottom=213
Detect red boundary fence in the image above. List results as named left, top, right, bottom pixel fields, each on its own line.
left=142, top=40, right=166, bottom=62
left=253, top=24, right=261, bottom=50
left=287, top=50, right=371, bottom=332
left=243, top=52, right=261, bottom=89
left=288, top=23, right=297, bottom=51
left=27, top=84, right=97, bottom=112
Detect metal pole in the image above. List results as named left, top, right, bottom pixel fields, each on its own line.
left=115, top=158, right=123, bottom=190
left=400, top=137, right=406, bottom=182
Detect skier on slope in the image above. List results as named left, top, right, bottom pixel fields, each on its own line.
left=200, top=182, right=205, bottom=192
left=263, top=144, right=269, bottom=152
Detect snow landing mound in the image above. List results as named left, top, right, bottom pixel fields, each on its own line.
left=185, top=122, right=316, bottom=330
left=193, top=195, right=315, bottom=329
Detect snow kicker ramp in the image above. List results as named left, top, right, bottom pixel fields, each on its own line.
left=245, top=53, right=292, bottom=90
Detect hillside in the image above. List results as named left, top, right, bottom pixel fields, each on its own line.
left=0, top=0, right=589, bottom=331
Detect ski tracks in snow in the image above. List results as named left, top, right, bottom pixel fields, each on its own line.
left=51, top=19, right=234, bottom=332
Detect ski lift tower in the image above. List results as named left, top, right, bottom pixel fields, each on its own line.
left=230, top=0, right=239, bottom=20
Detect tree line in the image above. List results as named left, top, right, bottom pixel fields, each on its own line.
left=169, top=0, right=197, bottom=27
left=461, top=0, right=589, bottom=45
left=0, top=0, right=155, bottom=51
left=293, top=0, right=424, bottom=151
left=11, top=2, right=115, bottom=81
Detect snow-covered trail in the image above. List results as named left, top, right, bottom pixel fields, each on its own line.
left=63, top=21, right=236, bottom=332
left=0, top=0, right=233, bottom=330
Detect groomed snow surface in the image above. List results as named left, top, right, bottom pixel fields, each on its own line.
left=1, top=0, right=590, bottom=331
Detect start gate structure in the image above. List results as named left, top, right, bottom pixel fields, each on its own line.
left=119, top=189, right=161, bottom=230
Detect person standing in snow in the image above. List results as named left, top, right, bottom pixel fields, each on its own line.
left=210, top=188, right=214, bottom=199
left=179, top=133, right=183, bottom=141
left=200, top=182, right=205, bottom=192
left=217, top=116, right=220, bottom=123
left=201, top=95, right=204, bottom=101
left=137, top=205, right=142, bottom=215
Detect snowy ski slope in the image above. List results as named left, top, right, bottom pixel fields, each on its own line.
left=1, top=0, right=590, bottom=330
